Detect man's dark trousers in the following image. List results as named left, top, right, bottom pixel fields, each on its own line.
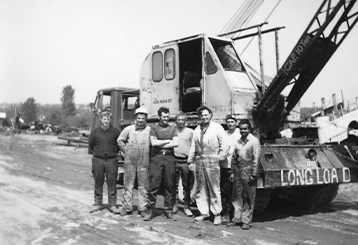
left=220, top=167, right=233, bottom=217
left=147, top=153, right=176, bottom=212
left=175, top=158, right=193, bottom=207
left=92, top=156, right=118, bottom=206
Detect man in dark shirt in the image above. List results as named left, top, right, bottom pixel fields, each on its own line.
left=143, top=107, right=178, bottom=221
left=88, top=109, right=121, bottom=214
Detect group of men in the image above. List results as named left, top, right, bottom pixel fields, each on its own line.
left=88, top=105, right=261, bottom=230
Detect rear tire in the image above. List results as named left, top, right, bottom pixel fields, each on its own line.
left=287, top=184, right=339, bottom=210
left=314, top=184, right=339, bottom=208
left=287, top=186, right=318, bottom=210
left=254, top=189, right=271, bottom=214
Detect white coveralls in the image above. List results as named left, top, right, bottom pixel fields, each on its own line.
left=188, top=121, right=229, bottom=216
left=117, top=125, right=151, bottom=212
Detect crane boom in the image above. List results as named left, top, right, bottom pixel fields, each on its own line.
left=255, top=0, right=358, bottom=138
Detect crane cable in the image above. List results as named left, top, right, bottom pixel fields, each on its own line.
left=231, top=0, right=264, bottom=39
left=220, top=0, right=264, bottom=38
left=240, top=0, right=282, bottom=55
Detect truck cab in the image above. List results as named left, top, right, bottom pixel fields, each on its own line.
left=89, top=87, right=140, bottom=131
left=139, top=34, right=260, bottom=125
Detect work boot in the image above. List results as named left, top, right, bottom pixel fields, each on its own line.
left=221, top=215, right=230, bottom=225
left=172, top=205, right=179, bottom=214
left=194, top=215, right=209, bottom=221
left=214, top=215, right=222, bottom=226
left=226, top=222, right=240, bottom=227
left=143, top=209, right=153, bottom=221
left=119, top=208, right=129, bottom=216
left=242, top=223, right=250, bottom=230
left=183, top=207, right=193, bottom=217
left=138, top=210, right=146, bottom=218
left=89, top=205, right=102, bottom=213
left=108, top=206, right=121, bottom=214
left=164, top=211, right=177, bottom=221
left=232, top=217, right=242, bottom=224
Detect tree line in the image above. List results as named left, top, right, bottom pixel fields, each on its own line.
left=2, top=85, right=93, bottom=129
left=2, top=84, right=321, bottom=129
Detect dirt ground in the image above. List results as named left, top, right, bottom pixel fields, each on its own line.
left=1, top=134, right=358, bottom=245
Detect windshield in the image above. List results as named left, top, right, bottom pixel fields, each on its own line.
left=210, top=39, right=245, bottom=72
left=216, top=44, right=244, bottom=72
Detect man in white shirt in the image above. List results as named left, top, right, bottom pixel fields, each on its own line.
left=174, top=111, right=194, bottom=217
left=188, top=106, right=229, bottom=226
left=220, top=114, right=241, bottom=223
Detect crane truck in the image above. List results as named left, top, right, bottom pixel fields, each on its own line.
left=89, top=0, right=358, bottom=212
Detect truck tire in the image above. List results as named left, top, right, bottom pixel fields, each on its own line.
left=287, top=184, right=339, bottom=210
left=313, top=184, right=339, bottom=208
left=287, top=186, right=318, bottom=210
left=254, top=189, right=272, bottom=214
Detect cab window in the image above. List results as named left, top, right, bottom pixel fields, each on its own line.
left=209, top=38, right=245, bottom=72
left=216, top=44, right=244, bottom=72
left=152, top=51, right=163, bottom=82
left=205, top=52, right=217, bottom=74
left=101, top=94, right=111, bottom=111
left=123, top=96, right=138, bottom=110
left=164, top=49, right=175, bottom=80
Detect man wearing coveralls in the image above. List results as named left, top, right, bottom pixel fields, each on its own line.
left=228, top=119, right=261, bottom=230
left=188, top=106, right=229, bottom=226
left=117, top=107, right=151, bottom=216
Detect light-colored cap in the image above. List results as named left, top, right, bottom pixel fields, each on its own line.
left=135, top=107, right=148, bottom=115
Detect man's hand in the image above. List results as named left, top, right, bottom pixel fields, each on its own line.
left=250, top=175, right=257, bottom=182
left=189, top=163, right=194, bottom=171
left=118, top=151, right=125, bottom=160
left=229, top=173, right=234, bottom=182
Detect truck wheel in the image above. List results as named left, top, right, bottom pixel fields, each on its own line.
left=287, top=186, right=318, bottom=210
left=254, top=189, right=271, bottom=214
left=313, top=184, right=339, bottom=208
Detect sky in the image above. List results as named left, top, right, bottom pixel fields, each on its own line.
left=0, top=0, right=357, bottom=108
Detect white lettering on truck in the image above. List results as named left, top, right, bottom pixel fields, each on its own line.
left=280, top=167, right=351, bottom=186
